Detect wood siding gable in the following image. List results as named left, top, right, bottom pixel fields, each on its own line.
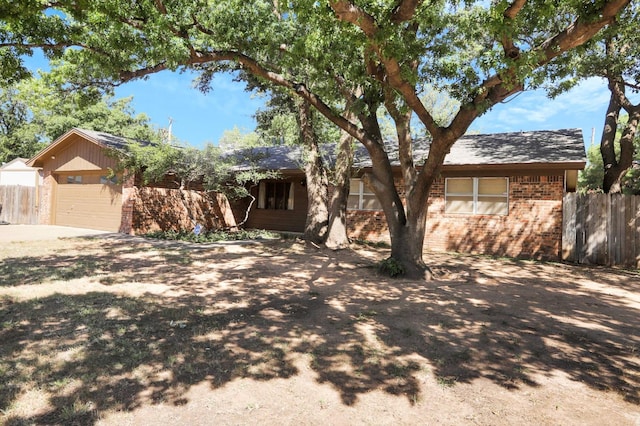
left=50, top=135, right=118, bottom=172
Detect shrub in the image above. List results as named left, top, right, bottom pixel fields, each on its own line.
left=377, top=257, right=405, bottom=278
left=144, top=229, right=279, bottom=243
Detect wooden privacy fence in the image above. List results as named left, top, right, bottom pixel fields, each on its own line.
left=0, top=185, right=39, bottom=225
left=563, top=193, right=640, bottom=268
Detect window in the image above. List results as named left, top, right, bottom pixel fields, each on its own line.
left=65, top=175, right=83, bottom=184
left=445, top=177, right=508, bottom=215
left=258, top=181, right=294, bottom=210
left=100, top=175, right=118, bottom=185
left=347, top=178, right=382, bottom=211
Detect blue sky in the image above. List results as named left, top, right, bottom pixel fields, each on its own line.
left=472, top=77, right=611, bottom=147
left=112, top=70, right=267, bottom=146
left=113, top=71, right=611, bottom=149
left=25, top=51, right=611, bottom=149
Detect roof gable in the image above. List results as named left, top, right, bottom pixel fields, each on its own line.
left=27, top=128, right=152, bottom=168
left=1, top=158, right=36, bottom=170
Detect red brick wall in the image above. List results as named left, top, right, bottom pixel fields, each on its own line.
left=37, top=170, right=55, bottom=225
left=346, top=176, right=402, bottom=244
left=124, top=186, right=237, bottom=235
left=347, top=209, right=388, bottom=242
left=119, top=176, right=136, bottom=234
left=348, top=175, right=565, bottom=260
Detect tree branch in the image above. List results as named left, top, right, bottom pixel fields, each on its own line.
left=503, top=0, right=527, bottom=19
left=328, top=0, right=377, bottom=37
left=119, top=62, right=170, bottom=82
left=383, top=84, right=416, bottom=187
left=154, top=0, right=168, bottom=15
left=537, top=0, right=630, bottom=66
left=451, top=0, right=630, bottom=142
left=329, top=0, right=440, bottom=137
left=624, top=80, right=640, bottom=92
left=391, top=0, right=423, bottom=23
left=500, top=0, right=527, bottom=59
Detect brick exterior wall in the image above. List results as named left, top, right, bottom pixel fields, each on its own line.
left=119, top=176, right=136, bottom=234
left=37, top=170, right=54, bottom=225
left=125, top=186, right=237, bottom=235
left=347, top=175, right=565, bottom=260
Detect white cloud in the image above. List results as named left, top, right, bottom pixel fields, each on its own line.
left=470, top=77, right=611, bottom=137
left=555, top=77, right=610, bottom=112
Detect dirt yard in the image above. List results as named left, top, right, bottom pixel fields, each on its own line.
left=1, top=233, right=639, bottom=425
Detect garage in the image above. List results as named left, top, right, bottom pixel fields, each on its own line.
left=54, top=172, right=122, bottom=231
left=27, top=128, right=130, bottom=232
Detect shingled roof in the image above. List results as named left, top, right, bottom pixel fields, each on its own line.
left=70, top=128, right=144, bottom=151
left=233, top=128, right=586, bottom=171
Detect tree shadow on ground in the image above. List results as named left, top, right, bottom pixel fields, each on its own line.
left=0, top=237, right=639, bottom=424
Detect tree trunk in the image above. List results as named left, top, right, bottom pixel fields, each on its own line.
left=601, top=81, right=623, bottom=193
left=603, top=119, right=638, bottom=193
left=601, top=77, right=639, bottom=194
left=298, top=99, right=329, bottom=244
left=325, top=128, right=353, bottom=249
left=378, top=90, right=434, bottom=279
left=388, top=202, right=433, bottom=280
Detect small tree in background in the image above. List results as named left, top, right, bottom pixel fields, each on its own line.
left=0, top=71, right=159, bottom=163
left=564, top=4, right=639, bottom=193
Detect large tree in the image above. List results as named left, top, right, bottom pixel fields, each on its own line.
left=1, top=0, right=630, bottom=277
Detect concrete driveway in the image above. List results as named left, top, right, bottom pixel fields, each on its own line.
left=0, top=224, right=113, bottom=243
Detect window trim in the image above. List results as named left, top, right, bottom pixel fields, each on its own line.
left=445, top=177, right=509, bottom=215
left=65, top=175, right=83, bottom=184
left=100, top=175, right=118, bottom=185
left=257, top=181, right=295, bottom=210
left=348, top=178, right=382, bottom=211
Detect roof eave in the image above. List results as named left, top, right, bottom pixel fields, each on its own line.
left=27, top=128, right=104, bottom=167
left=441, top=161, right=587, bottom=171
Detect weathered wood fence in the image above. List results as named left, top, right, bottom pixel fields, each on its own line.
left=0, top=185, right=39, bottom=225
left=563, top=193, right=640, bottom=268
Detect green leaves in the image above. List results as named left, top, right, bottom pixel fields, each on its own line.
left=0, top=71, right=159, bottom=163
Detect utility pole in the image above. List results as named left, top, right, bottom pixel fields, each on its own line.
left=167, top=117, right=173, bottom=143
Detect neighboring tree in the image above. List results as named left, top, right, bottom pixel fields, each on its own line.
left=324, top=113, right=355, bottom=250
left=579, top=114, right=640, bottom=194
left=599, top=81, right=639, bottom=194
left=253, top=92, right=301, bottom=147
left=578, top=143, right=606, bottom=193
left=295, top=97, right=331, bottom=244
left=1, top=1, right=631, bottom=278
left=218, top=126, right=261, bottom=150
left=0, top=73, right=159, bottom=162
left=0, top=85, right=40, bottom=161
left=256, top=90, right=349, bottom=246
left=566, top=4, right=639, bottom=193
left=236, top=77, right=347, bottom=246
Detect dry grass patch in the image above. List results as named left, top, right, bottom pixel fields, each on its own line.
left=1, top=235, right=639, bottom=425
